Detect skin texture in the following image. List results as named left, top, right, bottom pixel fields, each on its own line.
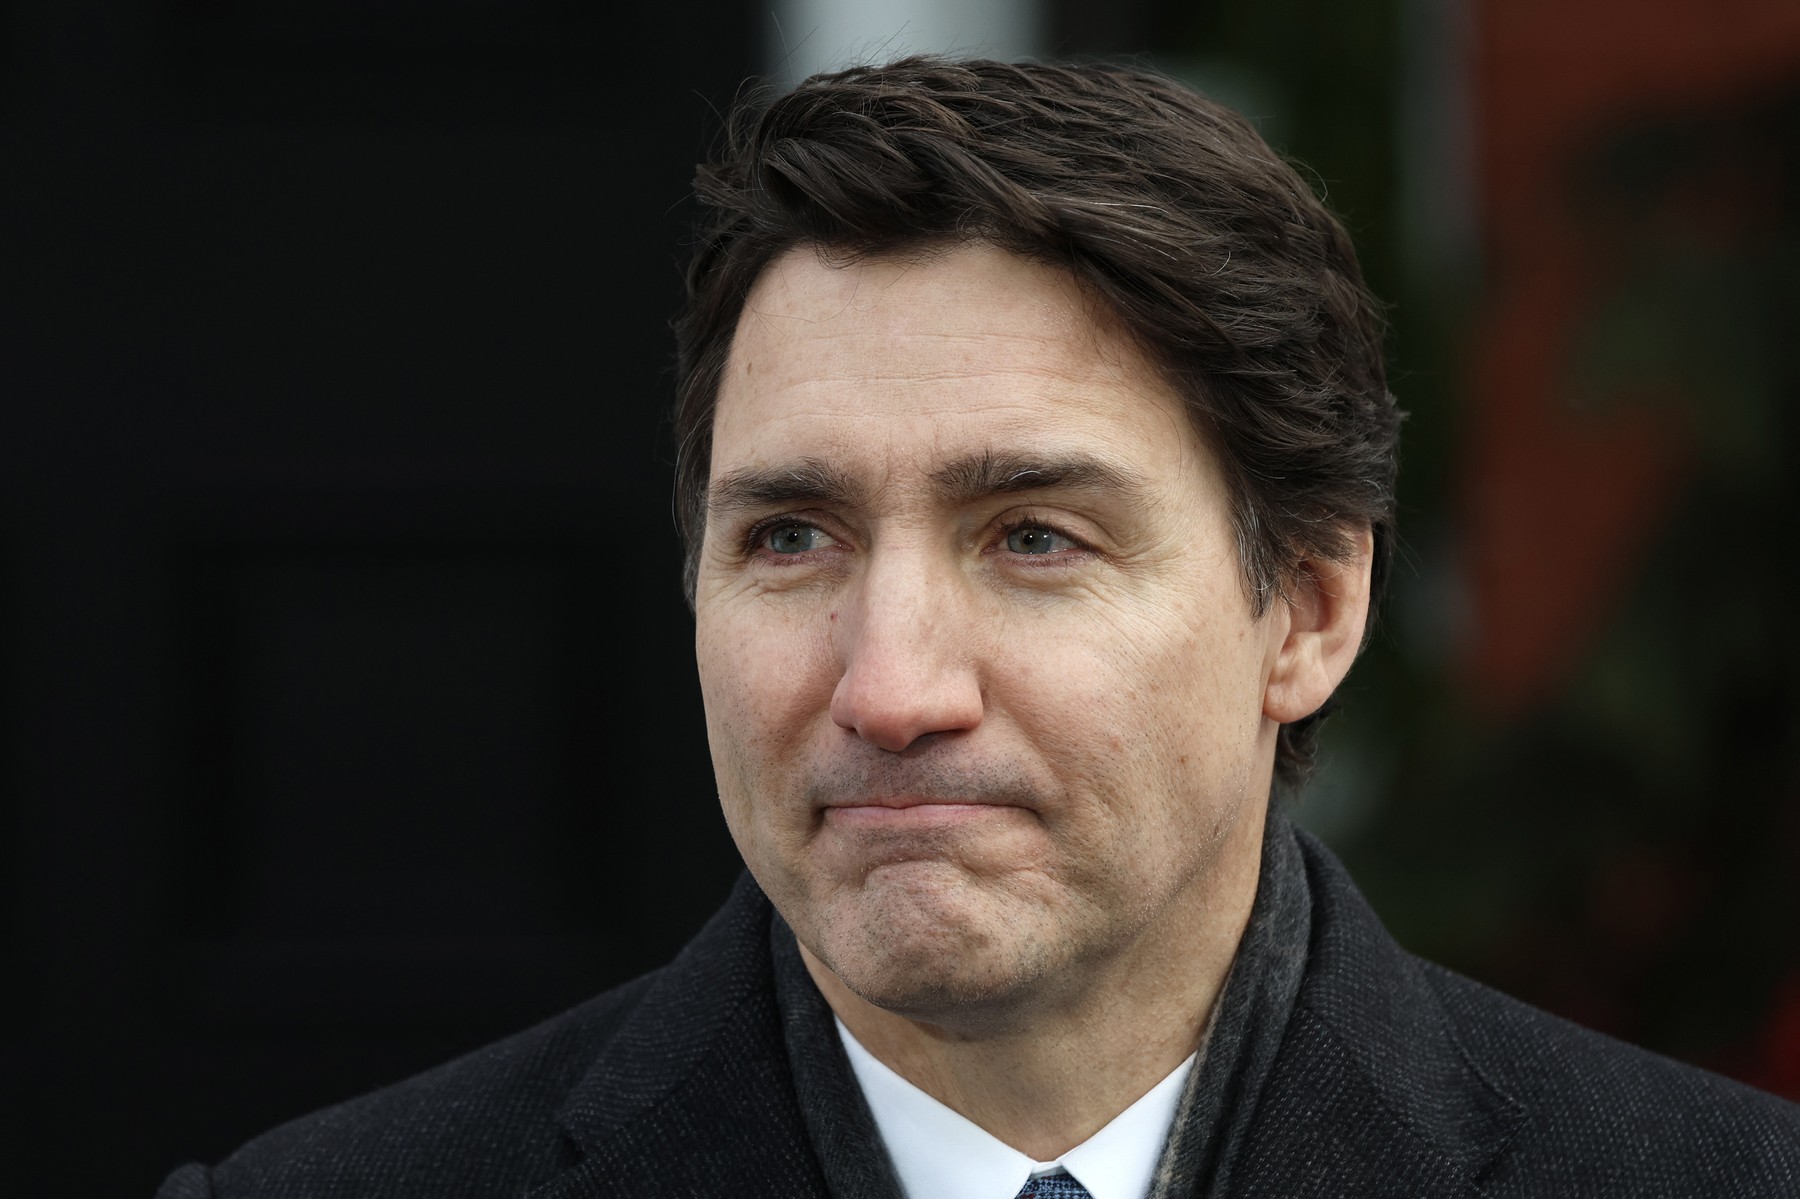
left=692, top=243, right=1371, bottom=1158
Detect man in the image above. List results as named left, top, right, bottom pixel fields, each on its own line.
left=161, top=57, right=1800, bottom=1198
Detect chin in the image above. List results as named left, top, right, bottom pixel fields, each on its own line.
left=810, top=874, right=1063, bottom=1022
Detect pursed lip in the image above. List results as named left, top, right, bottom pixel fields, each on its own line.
left=826, top=794, right=997, bottom=809
left=820, top=794, right=1030, bottom=827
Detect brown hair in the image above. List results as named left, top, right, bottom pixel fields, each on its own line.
left=672, top=56, right=1401, bottom=791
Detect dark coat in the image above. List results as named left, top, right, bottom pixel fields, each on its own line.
left=158, top=832, right=1800, bottom=1197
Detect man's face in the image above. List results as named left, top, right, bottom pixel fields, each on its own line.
left=693, top=243, right=1289, bottom=1023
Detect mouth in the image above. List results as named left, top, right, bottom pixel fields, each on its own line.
left=822, top=796, right=1027, bottom=829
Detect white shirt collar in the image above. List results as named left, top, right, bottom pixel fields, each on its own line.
left=835, top=1017, right=1195, bottom=1199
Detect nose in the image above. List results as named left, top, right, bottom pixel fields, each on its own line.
left=828, top=559, right=983, bottom=753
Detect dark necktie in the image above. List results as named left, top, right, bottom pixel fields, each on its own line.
left=1013, top=1175, right=1094, bottom=1198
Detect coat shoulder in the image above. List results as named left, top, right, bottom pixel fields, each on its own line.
left=158, top=972, right=659, bottom=1199
left=1286, top=830, right=1800, bottom=1197
left=1419, top=960, right=1800, bottom=1194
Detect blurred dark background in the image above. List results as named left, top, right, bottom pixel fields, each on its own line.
left=3, top=1, right=1797, bottom=1194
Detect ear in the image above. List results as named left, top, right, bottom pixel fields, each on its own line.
left=1263, top=528, right=1374, bottom=724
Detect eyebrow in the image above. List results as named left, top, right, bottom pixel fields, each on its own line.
left=707, top=458, right=865, bottom=523
left=929, top=450, right=1148, bottom=508
left=705, top=449, right=1148, bottom=523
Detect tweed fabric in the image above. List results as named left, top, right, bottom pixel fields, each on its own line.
left=159, top=873, right=835, bottom=1198
left=157, top=829, right=1800, bottom=1197
left=1221, top=840, right=1800, bottom=1198
left=773, top=916, right=907, bottom=1199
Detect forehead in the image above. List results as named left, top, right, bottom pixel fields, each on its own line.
left=711, top=243, right=1203, bottom=484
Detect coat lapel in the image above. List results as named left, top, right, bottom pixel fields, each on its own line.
left=1225, top=833, right=1525, bottom=1197
left=529, top=873, right=833, bottom=1199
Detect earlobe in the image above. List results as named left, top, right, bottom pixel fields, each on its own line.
left=1263, top=529, right=1374, bottom=724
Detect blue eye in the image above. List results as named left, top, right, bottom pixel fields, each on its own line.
left=1005, top=525, right=1072, bottom=555
left=765, top=524, right=826, bottom=554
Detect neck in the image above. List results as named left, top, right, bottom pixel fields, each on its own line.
left=802, top=802, right=1266, bottom=1161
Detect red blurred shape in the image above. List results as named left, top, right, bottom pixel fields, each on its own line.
left=1462, top=0, right=1800, bottom=715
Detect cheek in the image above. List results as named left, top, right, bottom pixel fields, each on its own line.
left=696, top=602, right=838, bottom=789
left=1021, top=584, right=1259, bottom=703
left=995, top=595, right=1269, bottom=802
